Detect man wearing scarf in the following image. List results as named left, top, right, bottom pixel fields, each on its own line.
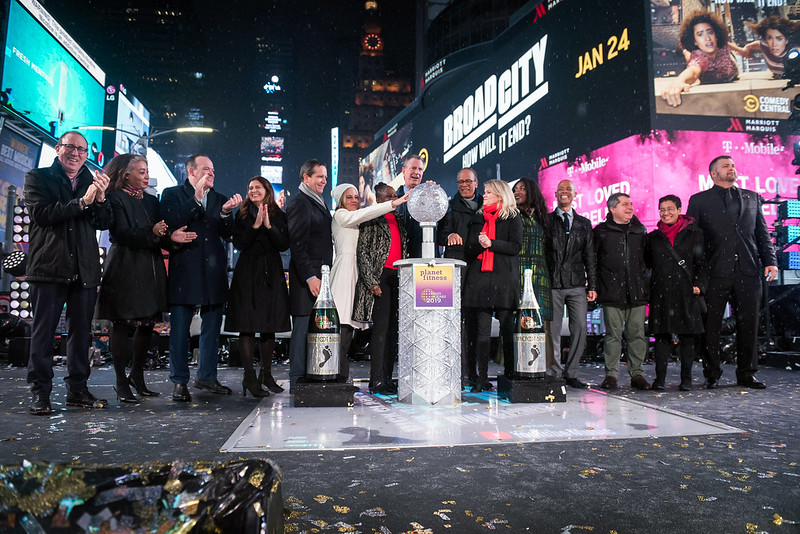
left=287, top=159, right=333, bottom=390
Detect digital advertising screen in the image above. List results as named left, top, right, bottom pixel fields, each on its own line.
left=649, top=0, right=800, bottom=134
left=261, top=136, right=284, bottom=163
left=538, top=130, right=800, bottom=230
left=1, top=0, right=105, bottom=163
left=0, top=124, right=40, bottom=236
left=261, top=165, right=283, bottom=184
left=115, top=92, right=150, bottom=156
left=363, top=0, right=652, bottom=197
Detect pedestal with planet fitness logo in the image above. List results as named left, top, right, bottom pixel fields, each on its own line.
left=395, top=184, right=465, bottom=405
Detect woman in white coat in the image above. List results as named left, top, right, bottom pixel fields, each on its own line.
left=330, top=183, right=409, bottom=381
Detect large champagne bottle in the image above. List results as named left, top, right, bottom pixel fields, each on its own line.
left=514, top=268, right=546, bottom=378
left=306, top=265, right=341, bottom=381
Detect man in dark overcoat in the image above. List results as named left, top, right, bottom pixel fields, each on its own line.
left=24, top=131, right=113, bottom=415
left=593, top=192, right=650, bottom=391
left=286, top=160, right=333, bottom=390
left=687, top=155, right=778, bottom=389
left=161, top=154, right=242, bottom=401
left=394, top=154, right=425, bottom=258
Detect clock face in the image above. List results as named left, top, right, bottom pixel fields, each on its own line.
left=363, top=33, right=382, bottom=51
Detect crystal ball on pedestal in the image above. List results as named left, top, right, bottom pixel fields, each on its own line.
left=407, top=183, right=449, bottom=223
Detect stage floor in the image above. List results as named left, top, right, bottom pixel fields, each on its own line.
left=221, top=385, right=741, bottom=452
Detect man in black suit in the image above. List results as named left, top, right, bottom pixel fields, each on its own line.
left=547, top=179, right=597, bottom=389
left=161, top=154, right=242, bottom=401
left=286, top=160, right=333, bottom=390
left=687, top=155, right=778, bottom=389
left=395, top=154, right=424, bottom=258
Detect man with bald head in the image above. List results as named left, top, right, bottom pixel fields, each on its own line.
left=547, top=179, right=597, bottom=388
left=24, top=131, right=113, bottom=415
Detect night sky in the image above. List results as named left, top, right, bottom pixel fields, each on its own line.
left=41, top=0, right=416, bottom=197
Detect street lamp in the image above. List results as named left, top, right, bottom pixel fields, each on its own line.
left=76, top=125, right=215, bottom=155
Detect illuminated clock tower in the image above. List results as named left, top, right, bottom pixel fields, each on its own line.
left=338, top=1, right=413, bottom=194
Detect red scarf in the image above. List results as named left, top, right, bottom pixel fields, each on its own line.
left=478, top=203, right=500, bottom=271
left=657, top=214, right=691, bottom=246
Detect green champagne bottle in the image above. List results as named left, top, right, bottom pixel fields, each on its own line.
left=514, top=268, right=546, bottom=378
left=306, top=265, right=341, bottom=381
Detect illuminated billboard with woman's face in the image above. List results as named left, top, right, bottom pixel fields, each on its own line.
left=650, top=0, right=800, bottom=134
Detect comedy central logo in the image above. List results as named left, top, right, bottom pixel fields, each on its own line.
left=743, top=94, right=759, bottom=113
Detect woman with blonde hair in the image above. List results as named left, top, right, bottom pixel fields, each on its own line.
left=463, top=179, right=522, bottom=392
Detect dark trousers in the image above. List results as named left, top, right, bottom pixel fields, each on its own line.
left=653, top=334, right=696, bottom=384
left=466, top=307, right=514, bottom=380
left=369, top=267, right=399, bottom=388
left=289, top=315, right=309, bottom=389
left=169, top=303, right=223, bottom=385
left=27, top=281, right=97, bottom=395
left=703, top=273, right=761, bottom=381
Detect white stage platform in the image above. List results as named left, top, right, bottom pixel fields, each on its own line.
left=221, top=386, right=741, bottom=452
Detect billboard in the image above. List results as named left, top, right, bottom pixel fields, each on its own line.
left=115, top=91, right=150, bottom=156
left=363, top=0, right=651, bottom=196
left=260, top=165, right=283, bottom=184
left=0, top=123, right=40, bottom=236
left=1, top=0, right=105, bottom=163
left=538, top=130, right=800, bottom=229
left=261, top=136, right=283, bottom=163
left=649, top=0, right=800, bottom=134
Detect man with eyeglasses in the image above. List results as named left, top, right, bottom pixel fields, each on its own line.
left=23, top=131, right=113, bottom=415
left=437, top=168, right=482, bottom=387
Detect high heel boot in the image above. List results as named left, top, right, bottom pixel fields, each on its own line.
left=259, top=336, right=284, bottom=393
left=243, top=368, right=270, bottom=398
left=128, top=325, right=160, bottom=396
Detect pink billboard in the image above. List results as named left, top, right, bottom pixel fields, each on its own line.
left=538, top=130, right=800, bottom=230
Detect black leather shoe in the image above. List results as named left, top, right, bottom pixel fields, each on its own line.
left=705, top=378, right=718, bottom=390
left=651, top=383, right=665, bottom=391
left=66, top=389, right=108, bottom=408
left=29, top=393, right=51, bottom=415
left=172, top=383, right=192, bottom=402
left=129, top=374, right=160, bottom=397
left=471, top=382, right=484, bottom=393
left=737, top=377, right=766, bottom=389
left=194, top=379, right=232, bottom=394
left=565, top=377, right=587, bottom=389
left=679, top=380, right=692, bottom=392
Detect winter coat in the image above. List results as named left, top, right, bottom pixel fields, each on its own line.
left=161, top=180, right=234, bottom=306
left=23, top=159, right=113, bottom=287
left=224, top=207, right=291, bottom=333
left=686, top=185, right=776, bottom=280
left=352, top=214, right=408, bottom=323
left=462, top=211, right=523, bottom=310
left=437, top=194, right=483, bottom=261
left=645, top=220, right=706, bottom=335
left=547, top=209, right=597, bottom=291
left=593, top=214, right=649, bottom=305
left=286, top=190, right=333, bottom=316
left=96, top=190, right=169, bottom=320
left=330, top=201, right=395, bottom=328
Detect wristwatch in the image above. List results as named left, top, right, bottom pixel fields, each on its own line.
left=79, top=198, right=87, bottom=210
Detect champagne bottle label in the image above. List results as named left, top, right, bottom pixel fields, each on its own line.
left=307, top=333, right=341, bottom=379
left=514, top=332, right=547, bottom=376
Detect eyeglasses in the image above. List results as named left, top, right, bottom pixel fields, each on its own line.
left=58, top=143, right=89, bottom=154
left=457, top=180, right=476, bottom=185
left=658, top=207, right=678, bottom=213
